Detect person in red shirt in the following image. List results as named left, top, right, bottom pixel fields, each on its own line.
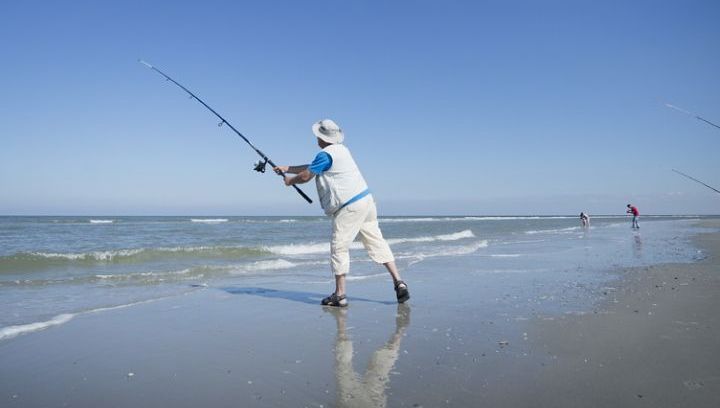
left=626, top=204, right=640, bottom=229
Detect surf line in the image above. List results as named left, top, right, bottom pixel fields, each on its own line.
left=138, top=60, right=313, bottom=204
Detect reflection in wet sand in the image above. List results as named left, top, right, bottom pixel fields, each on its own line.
left=328, top=305, right=410, bottom=408
left=633, top=233, right=643, bottom=258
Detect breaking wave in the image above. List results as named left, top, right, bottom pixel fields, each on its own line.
left=89, top=219, right=114, bottom=224
left=5, top=258, right=320, bottom=288
left=190, top=219, right=228, bottom=223
left=1, top=229, right=479, bottom=274
left=0, top=246, right=270, bottom=272
left=387, top=229, right=475, bottom=244
left=228, top=259, right=299, bottom=275
left=265, top=230, right=476, bottom=256
left=399, top=240, right=490, bottom=266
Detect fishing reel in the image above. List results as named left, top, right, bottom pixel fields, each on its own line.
left=253, top=158, right=268, bottom=173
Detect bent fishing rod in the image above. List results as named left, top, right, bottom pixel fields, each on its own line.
left=138, top=60, right=313, bottom=204
left=665, top=103, right=720, bottom=131
left=672, top=169, right=720, bottom=195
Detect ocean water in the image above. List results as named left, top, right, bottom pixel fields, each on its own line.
left=0, top=215, right=710, bottom=340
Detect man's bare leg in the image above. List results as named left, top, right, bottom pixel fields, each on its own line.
left=383, top=261, right=402, bottom=283
left=335, top=274, right=347, bottom=297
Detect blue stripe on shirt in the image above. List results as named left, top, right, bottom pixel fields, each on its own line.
left=338, top=189, right=371, bottom=211
left=308, top=151, right=332, bottom=175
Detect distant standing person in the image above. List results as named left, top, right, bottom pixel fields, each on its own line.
left=580, top=212, right=590, bottom=227
left=626, top=204, right=640, bottom=229
left=274, top=119, right=410, bottom=307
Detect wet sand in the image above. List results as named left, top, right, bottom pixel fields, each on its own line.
left=1, top=222, right=719, bottom=407
left=512, top=221, right=720, bottom=407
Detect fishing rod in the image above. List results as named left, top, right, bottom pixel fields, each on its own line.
left=138, top=60, right=313, bottom=204
left=665, top=103, right=720, bottom=131
left=672, top=169, right=720, bottom=195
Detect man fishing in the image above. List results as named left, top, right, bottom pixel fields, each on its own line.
left=627, top=204, right=640, bottom=229
left=580, top=212, right=590, bottom=227
left=274, top=119, right=409, bottom=307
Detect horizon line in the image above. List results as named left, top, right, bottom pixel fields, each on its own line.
left=1, top=214, right=717, bottom=218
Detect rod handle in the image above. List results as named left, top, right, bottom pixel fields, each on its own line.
left=273, top=164, right=313, bottom=204
left=293, top=185, right=314, bottom=203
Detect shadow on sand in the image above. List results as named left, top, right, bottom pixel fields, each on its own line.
left=222, top=287, right=396, bottom=306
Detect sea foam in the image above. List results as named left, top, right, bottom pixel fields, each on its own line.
left=386, top=229, right=475, bottom=244
left=525, top=226, right=581, bottom=235
left=0, top=296, right=188, bottom=341
left=400, top=239, right=489, bottom=266
left=0, top=314, right=74, bottom=340
left=265, top=230, right=476, bottom=256
left=229, top=259, right=298, bottom=274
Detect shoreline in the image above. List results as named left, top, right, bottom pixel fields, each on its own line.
left=0, top=221, right=718, bottom=407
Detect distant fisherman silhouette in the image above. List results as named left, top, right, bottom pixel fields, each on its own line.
left=274, top=119, right=409, bottom=307
left=580, top=212, right=590, bottom=227
left=626, top=204, right=640, bottom=229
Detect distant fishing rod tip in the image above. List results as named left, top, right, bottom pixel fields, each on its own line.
left=664, top=103, right=692, bottom=115
left=138, top=59, right=153, bottom=68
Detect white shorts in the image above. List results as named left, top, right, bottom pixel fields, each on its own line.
left=331, top=196, right=394, bottom=276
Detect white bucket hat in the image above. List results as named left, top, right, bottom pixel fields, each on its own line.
left=312, top=119, right=344, bottom=144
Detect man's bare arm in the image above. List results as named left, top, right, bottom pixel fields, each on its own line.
left=274, top=165, right=309, bottom=174
left=285, top=169, right=315, bottom=186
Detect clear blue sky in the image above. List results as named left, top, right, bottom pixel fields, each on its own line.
left=1, top=0, right=718, bottom=215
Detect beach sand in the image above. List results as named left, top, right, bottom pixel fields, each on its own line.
left=515, top=221, right=720, bottom=407
left=1, top=222, right=719, bottom=407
